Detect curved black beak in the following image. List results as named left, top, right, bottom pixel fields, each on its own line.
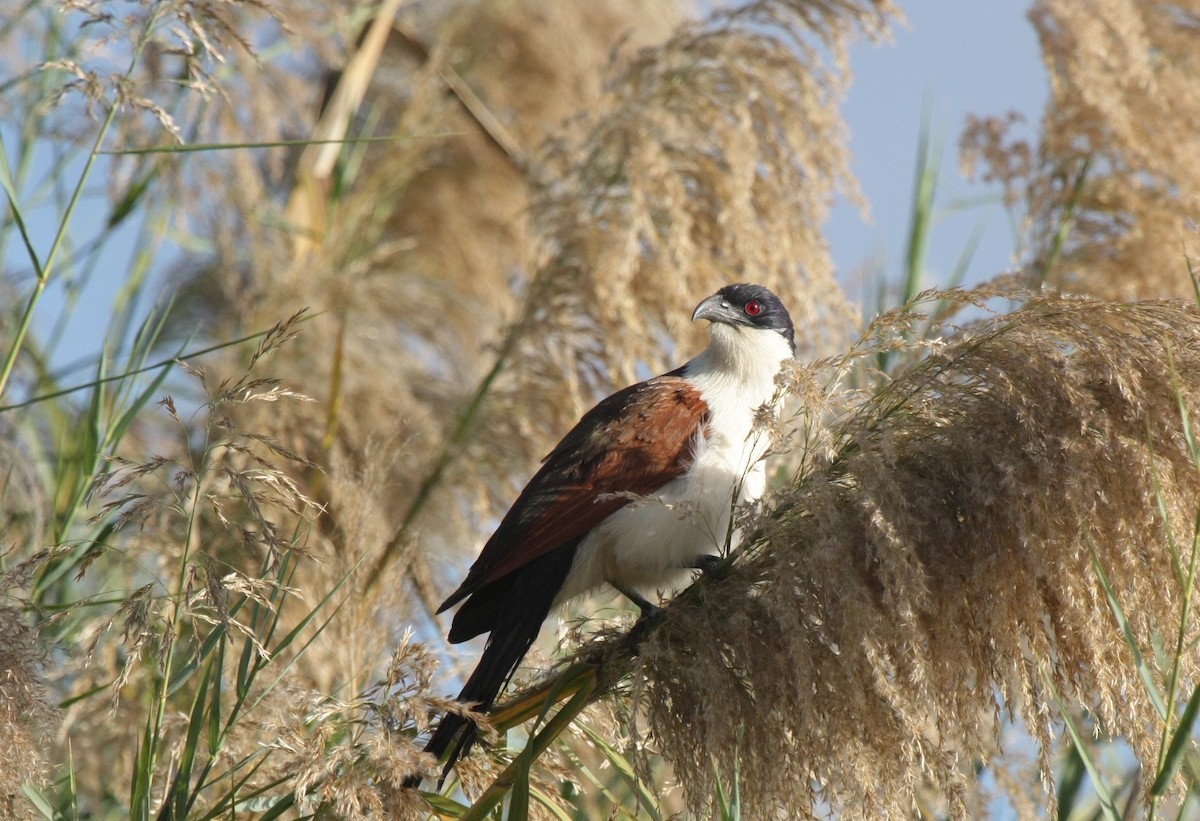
left=692, top=294, right=741, bottom=325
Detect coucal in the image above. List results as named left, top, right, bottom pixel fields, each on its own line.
left=411, top=283, right=795, bottom=785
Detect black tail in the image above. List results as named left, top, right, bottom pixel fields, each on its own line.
left=406, top=543, right=579, bottom=788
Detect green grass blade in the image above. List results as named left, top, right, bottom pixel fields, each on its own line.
left=1056, top=740, right=1087, bottom=820
left=98, top=134, right=455, bottom=155
left=1180, top=787, right=1200, bottom=820
left=107, top=167, right=159, bottom=230
left=0, top=129, right=44, bottom=277
left=194, top=750, right=281, bottom=819
left=901, top=97, right=942, bottom=308
left=131, top=727, right=154, bottom=821
left=715, top=755, right=741, bottom=821
left=1034, top=156, right=1090, bottom=289
left=715, top=758, right=734, bottom=816
left=1052, top=702, right=1121, bottom=821
left=57, top=678, right=111, bottom=710
left=255, top=793, right=297, bottom=821
left=577, top=722, right=663, bottom=821
left=947, top=212, right=988, bottom=290
left=208, top=637, right=224, bottom=758
left=163, top=654, right=214, bottom=819
left=236, top=625, right=256, bottom=702
left=1, top=311, right=315, bottom=414
left=67, top=740, right=79, bottom=820
left=1150, top=683, right=1200, bottom=796
left=1087, top=536, right=1168, bottom=720
left=509, top=744, right=532, bottom=821
left=1186, top=251, right=1200, bottom=308
left=528, top=785, right=573, bottom=821
left=20, top=783, right=56, bottom=819
left=422, top=792, right=470, bottom=817
left=245, top=560, right=360, bottom=714
left=102, top=315, right=182, bottom=454
left=460, top=676, right=600, bottom=821
left=247, top=591, right=352, bottom=713
left=1170, top=351, right=1200, bottom=471
left=47, top=352, right=106, bottom=548
left=168, top=621, right=237, bottom=696
left=103, top=361, right=173, bottom=455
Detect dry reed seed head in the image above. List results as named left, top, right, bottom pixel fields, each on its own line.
left=266, top=637, right=490, bottom=820
left=456, top=0, right=903, bottom=566
left=0, top=599, right=52, bottom=811
left=527, top=0, right=898, bottom=390
left=996, top=0, right=1200, bottom=298
left=17, top=1, right=316, bottom=208
left=959, top=111, right=1035, bottom=208
left=153, top=0, right=898, bottom=662
left=0, top=438, right=47, bottom=556
left=45, top=352, right=328, bottom=804
left=637, top=293, right=1200, bottom=818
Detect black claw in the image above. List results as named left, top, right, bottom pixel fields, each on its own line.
left=612, top=582, right=661, bottom=617
left=637, top=600, right=663, bottom=620
left=693, top=554, right=722, bottom=576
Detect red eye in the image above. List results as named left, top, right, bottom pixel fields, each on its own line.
left=744, top=300, right=763, bottom=316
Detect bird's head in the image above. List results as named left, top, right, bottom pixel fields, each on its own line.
left=691, top=283, right=796, bottom=355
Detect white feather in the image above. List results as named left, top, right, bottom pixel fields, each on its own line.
left=554, top=323, right=793, bottom=606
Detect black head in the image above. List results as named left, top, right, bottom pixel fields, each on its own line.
left=691, top=283, right=795, bottom=353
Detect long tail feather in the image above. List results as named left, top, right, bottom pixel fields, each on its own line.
left=405, top=542, right=580, bottom=788
left=426, top=614, right=541, bottom=784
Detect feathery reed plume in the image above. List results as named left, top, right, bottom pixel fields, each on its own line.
left=38, top=0, right=1200, bottom=815
left=526, top=0, right=895, bottom=383
left=0, top=580, right=51, bottom=816
left=962, top=0, right=1200, bottom=298
left=639, top=292, right=1200, bottom=817
left=0, top=443, right=48, bottom=801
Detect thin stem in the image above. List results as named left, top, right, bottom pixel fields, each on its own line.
left=1032, top=156, right=1090, bottom=290
left=145, top=412, right=211, bottom=811
left=0, top=320, right=302, bottom=413
left=1149, top=501, right=1200, bottom=820
left=0, top=2, right=167, bottom=403
left=365, top=327, right=520, bottom=591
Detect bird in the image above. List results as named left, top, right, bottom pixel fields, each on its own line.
left=410, top=283, right=795, bottom=786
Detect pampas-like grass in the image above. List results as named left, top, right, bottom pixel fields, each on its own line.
left=11, top=0, right=1200, bottom=815
left=963, top=0, right=1200, bottom=299
left=639, top=293, right=1200, bottom=818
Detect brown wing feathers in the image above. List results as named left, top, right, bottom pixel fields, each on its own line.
left=438, top=375, right=708, bottom=624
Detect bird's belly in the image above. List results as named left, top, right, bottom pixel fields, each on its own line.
left=554, top=446, right=765, bottom=606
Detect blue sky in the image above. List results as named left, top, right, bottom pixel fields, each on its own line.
left=829, top=0, right=1048, bottom=302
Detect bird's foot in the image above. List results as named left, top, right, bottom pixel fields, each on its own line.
left=692, top=554, right=722, bottom=577
left=612, top=582, right=662, bottom=619
left=636, top=600, right=663, bottom=620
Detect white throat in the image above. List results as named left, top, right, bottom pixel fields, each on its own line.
left=681, top=322, right=792, bottom=498
left=685, top=323, right=793, bottom=409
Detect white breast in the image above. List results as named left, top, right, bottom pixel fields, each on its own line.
left=554, top=324, right=792, bottom=607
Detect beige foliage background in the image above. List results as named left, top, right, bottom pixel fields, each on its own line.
left=1, top=0, right=1199, bottom=818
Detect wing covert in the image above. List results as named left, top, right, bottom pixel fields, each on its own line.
left=438, top=375, right=708, bottom=612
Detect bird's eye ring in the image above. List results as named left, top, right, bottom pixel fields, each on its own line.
left=744, top=300, right=763, bottom=316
